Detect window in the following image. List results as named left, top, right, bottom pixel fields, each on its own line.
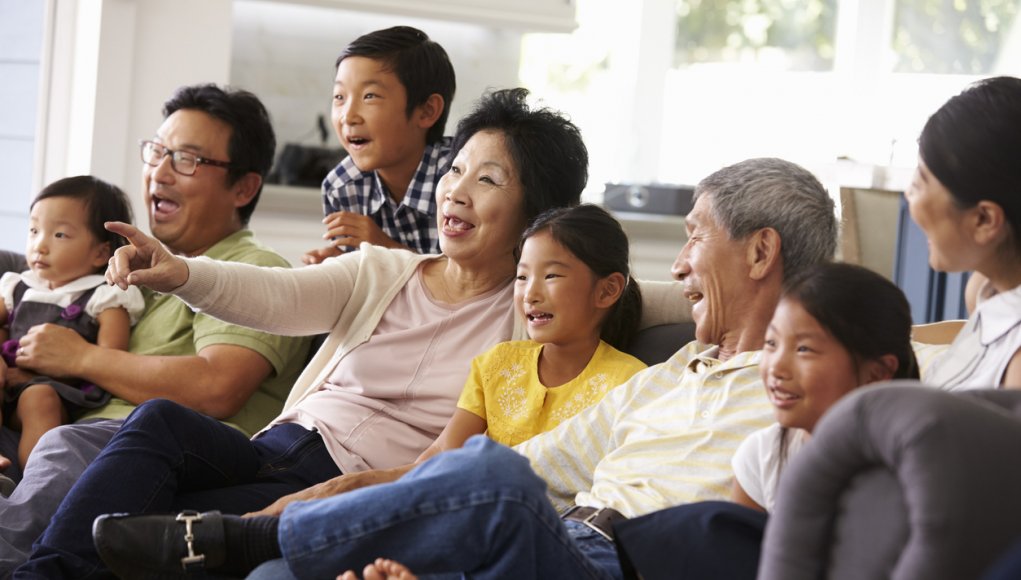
left=675, top=0, right=839, bottom=71
left=520, top=0, right=1021, bottom=193
left=0, top=0, right=45, bottom=251
left=893, top=0, right=1019, bottom=73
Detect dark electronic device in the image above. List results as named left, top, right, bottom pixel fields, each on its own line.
left=603, top=183, right=695, bottom=216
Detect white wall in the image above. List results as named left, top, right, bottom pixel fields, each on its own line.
left=0, top=0, right=234, bottom=253
left=49, top=0, right=234, bottom=239
left=0, top=0, right=44, bottom=252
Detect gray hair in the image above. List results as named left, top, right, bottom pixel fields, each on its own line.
left=694, top=158, right=837, bottom=279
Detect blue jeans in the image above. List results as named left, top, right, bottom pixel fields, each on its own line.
left=14, top=399, right=340, bottom=579
left=253, top=436, right=622, bottom=580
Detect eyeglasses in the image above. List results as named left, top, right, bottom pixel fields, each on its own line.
left=139, top=140, right=232, bottom=176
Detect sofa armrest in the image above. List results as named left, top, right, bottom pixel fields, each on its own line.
left=760, top=384, right=1021, bottom=580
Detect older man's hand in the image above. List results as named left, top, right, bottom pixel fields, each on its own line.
left=243, top=470, right=398, bottom=518
left=104, top=221, right=189, bottom=292
left=16, top=323, right=91, bottom=379
left=243, top=480, right=332, bottom=518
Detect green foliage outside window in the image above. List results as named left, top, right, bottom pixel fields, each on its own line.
left=893, top=0, right=1019, bottom=73
left=674, top=0, right=838, bottom=70
left=675, top=0, right=1019, bottom=74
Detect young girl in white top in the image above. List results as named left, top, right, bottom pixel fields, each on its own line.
left=614, top=262, right=917, bottom=579
left=907, top=76, right=1021, bottom=390
left=0, top=176, right=144, bottom=486
left=731, top=261, right=918, bottom=512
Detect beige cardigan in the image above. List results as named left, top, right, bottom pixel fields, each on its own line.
left=176, top=244, right=690, bottom=413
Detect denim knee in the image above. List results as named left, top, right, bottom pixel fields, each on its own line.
left=112, top=399, right=211, bottom=453
left=446, top=436, right=547, bottom=498
left=124, top=398, right=191, bottom=427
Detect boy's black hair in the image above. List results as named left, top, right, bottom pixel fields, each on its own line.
left=32, top=175, right=134, bottom=268
left=162, top=84, right=276, bottom=226
left=451, top=88, right=588, bottom=222
left=337, top=26, right=456, bottom=144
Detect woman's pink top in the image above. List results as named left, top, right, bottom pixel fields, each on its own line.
left=270, top=267, right=515, bottom=473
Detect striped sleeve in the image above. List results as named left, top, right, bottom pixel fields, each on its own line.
left=514, top=364, right=663, bottom=511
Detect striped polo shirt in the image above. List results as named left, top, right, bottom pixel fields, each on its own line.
left=515, top=340, right=771, bottom=518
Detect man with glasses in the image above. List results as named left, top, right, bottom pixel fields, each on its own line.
left=0, top=84, right=310, bottom=573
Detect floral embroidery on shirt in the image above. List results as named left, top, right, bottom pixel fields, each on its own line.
left=496, top=363, right=529, bottom=420
left=550, top=372, right=613, bottom=424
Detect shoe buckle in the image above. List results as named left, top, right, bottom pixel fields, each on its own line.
left=176, top=511, right=206, bottom=570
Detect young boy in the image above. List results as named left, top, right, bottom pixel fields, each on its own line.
left=303, top=26, right=456, bottom=264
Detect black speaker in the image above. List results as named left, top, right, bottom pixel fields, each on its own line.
left=603, top=183, right=695, bottom=216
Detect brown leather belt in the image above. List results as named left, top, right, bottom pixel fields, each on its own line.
left=562, top=505, right=628, bottom=542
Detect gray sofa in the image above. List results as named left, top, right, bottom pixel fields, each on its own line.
left=0, top=251, right=25, bottom=277
left=759, top=384, right=1021, bottom=580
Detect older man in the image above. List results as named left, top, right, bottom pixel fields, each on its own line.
left=95, top=157, right=838, bottom=580
left=0, top=84, right=309, bottom=574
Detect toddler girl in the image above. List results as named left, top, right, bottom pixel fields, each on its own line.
left=0, top=176, right=144, bottom=484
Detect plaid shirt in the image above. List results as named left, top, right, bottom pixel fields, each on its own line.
left=321, top=138, right=452, bottom=254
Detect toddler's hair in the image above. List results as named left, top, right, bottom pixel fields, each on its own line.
left=521, top=204, right=642, bottom=350
left=32, top=175, right=133, bottom=270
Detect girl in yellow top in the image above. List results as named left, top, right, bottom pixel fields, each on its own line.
left=298, top=204, right=648, bottom=501
left=454, top=204, right=647, bottom=447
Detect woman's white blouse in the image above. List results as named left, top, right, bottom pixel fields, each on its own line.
left=928, top=284, right=1021, bottom=390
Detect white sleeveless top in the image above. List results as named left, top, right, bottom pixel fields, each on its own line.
left=928, top=284, right=1021, bottom=390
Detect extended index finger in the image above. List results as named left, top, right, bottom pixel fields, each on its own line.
left=104, top=221, right=151, bottom=248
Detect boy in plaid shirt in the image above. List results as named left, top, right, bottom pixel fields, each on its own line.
left=303, top=26, right=455, bottom=264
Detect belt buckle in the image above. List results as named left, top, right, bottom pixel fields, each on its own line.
left=580, top=508, right=614, bottom=543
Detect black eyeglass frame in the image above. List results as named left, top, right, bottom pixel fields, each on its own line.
left=139, top=140, right=233, bottom=176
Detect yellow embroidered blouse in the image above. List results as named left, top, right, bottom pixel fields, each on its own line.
left=457, top=340, right=646, bottom=447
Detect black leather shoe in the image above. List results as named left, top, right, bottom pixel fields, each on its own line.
left=93, top=510, right=227, bottom=578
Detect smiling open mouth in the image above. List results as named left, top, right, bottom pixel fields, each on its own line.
left=443, top=216, right=475, bottom=232
left=151, top=195, right=180, bottom=216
